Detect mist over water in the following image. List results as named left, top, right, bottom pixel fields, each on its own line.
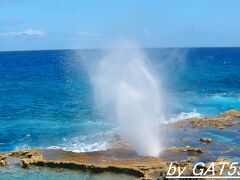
left=92, top=42, right=164, bottom=156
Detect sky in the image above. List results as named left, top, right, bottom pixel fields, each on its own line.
left=0, top=0, right=240, bottom=51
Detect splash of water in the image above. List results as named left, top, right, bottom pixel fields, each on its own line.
left=92, top=42, right=163, bottom=156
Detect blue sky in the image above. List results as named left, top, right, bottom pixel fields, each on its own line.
left=0, top=0, right=240, bottom=51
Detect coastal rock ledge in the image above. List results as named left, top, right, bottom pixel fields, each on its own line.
left=1, top=109, right=240, bottom=179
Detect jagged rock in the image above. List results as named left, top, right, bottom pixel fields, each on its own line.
left=21, top=159, right=30, bottom=168
left=219, top=126, right=225, bottom=130
left=167, top=146, right=204, bottom=154
left=0, top=148, right=202, bottom=179
left=0, top=159, right=8, bottom=167
left=186, top=156, right=197, bottom=162
left=199, top=137, right=212, bottom=144
left=0, top=155, right=8, bottom=167
left=220, top=109, right=240, bottom=117
left=168, top=109, right=240, bottom=129
left=0, top=156, right=8, bottom=167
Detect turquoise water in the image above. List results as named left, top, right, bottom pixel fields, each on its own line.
left=0, top=168, right=134, bottom=180
left=0, top=157, right=134, bottom=180
left=160, top=124, right=240, bottom=163
left=0, top=48, right=240, bottom=152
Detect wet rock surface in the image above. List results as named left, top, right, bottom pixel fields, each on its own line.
left=1, top=109, right=240, bottom=179
left=167, top=146, right=204, bottom=154
left=170, top=109, right=240, bottom=129
left=0, top=155, right=8, bottom=167
left=199, top=137, right=212, bottom=144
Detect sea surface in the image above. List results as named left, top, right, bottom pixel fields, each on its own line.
left=0, top=48, right=240, bottom=152
left=0, top=156, right=134, bottom=180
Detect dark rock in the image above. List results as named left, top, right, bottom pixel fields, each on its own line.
left=199, top=137, right=212, bottom=144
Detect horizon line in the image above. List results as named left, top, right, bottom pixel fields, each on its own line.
left=1, top=46, right=240, bottom=53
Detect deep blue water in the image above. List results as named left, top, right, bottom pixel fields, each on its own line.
left=0, top=48, right=240, bottom=151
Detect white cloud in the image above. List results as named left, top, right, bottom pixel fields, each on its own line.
left=0, top=29, right=46, bottom=37
left=78, top=31, right=100, bottom=38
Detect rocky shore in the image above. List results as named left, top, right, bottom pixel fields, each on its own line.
left=1, top=109, right=240, bottom=179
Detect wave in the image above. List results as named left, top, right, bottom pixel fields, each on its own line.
left=14, top=137, right=109, bottom=153
left=168, top=109, right=201, bottom=123
left=48, top=141, right=107, bottom=152
left=14, top=142, right=108, bottom=153
left=47, top=128, right=119, bottom=152
left=14, top=144, right=31, bottom=151
left=176, top=110, right=201, bottom=120
left=11, top=127, right=119, bottom=153
left=11, top=110, right=202, bottom=153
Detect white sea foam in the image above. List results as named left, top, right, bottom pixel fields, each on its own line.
left=168, top=109, right=201, bottom=123
left=48, top=141, right=107, bottom=152
left=48, top=128, right=118, bottom=152
left=176, top=110, right=201, bottom=120
left=14, top=144, right=31, bottom=151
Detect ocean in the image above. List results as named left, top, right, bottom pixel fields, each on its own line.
left=0, top=48, right=240, bottom=152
